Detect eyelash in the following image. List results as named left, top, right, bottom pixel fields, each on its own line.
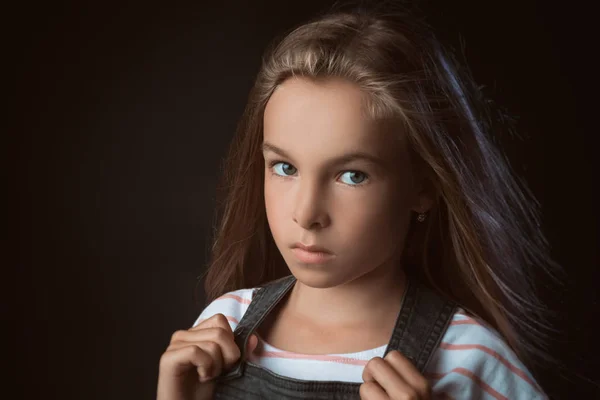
left=267, top=160, right=370, bottom=187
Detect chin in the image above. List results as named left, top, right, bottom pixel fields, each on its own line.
left=287, top=262, right=356, bottom=289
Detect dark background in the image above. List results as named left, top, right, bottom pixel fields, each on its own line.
left=13, top=0, right=597, bottom=399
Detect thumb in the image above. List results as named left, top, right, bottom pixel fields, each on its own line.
left=246, top=334, right=259, bottom=355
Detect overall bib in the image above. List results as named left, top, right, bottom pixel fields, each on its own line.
left=213, top=274, right=457, bottom=399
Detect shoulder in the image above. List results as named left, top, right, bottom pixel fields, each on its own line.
left=191, top=287, right=259, bottom=331
left=428, top=308, right=547, bottom=399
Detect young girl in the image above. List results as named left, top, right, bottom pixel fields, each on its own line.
left=158, top=4, right=560, bottom=399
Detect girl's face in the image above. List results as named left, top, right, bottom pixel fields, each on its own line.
left=263, top=77, right=430, bottom=289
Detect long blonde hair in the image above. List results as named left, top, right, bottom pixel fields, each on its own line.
left=200, top=3, right=562, bottom=377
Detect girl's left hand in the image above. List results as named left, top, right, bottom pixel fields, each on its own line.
left=360, top=350, right=431, bottom=400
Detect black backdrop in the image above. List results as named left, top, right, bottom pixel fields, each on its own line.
left=14, top=1, right=598, bottom=399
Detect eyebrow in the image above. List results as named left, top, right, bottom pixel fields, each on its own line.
left=261, top=142, right=389, bottom=170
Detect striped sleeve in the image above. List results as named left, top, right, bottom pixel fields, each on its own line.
left=191, top=288, right=256, bottom=331
left=427, top=311, right=547, bottom=400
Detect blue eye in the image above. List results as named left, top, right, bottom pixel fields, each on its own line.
left=272, top=162, right=297, bottom=176
left=340, top=171, right=367, bottom=185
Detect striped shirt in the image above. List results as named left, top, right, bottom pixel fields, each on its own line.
left=193, top=288, right=547, bottom=399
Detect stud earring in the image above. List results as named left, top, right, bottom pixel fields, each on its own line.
left=417, top=212, right=427, bottom=222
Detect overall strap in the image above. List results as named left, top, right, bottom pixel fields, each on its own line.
left=219, top=274, right=296, bottom=380
left=383, top=279, right=457, bottom=373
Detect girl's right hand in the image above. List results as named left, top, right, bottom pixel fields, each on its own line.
left=157, top=313, right=259, bottom=400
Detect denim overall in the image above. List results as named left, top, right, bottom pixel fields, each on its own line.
left=213, top=274, right=457, bottom=399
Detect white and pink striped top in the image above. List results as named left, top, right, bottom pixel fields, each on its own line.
left=193, top=288, right=547, bottom=399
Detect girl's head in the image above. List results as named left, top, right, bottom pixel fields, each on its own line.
left=202, top=4, right=560, bottom=371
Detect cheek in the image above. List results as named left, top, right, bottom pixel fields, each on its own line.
left=264, top=179, right=287, bottom=238
left=336, top=188, right=411, bottom=250
left=346, top=204, right=407, bottom=237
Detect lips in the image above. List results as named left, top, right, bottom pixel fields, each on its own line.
left=290, top=242, right=335, bottom=264
left=291, top=242, right=332, bottom=254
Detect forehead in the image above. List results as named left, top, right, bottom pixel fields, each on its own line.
left=263, top=77, right=404, bottom=160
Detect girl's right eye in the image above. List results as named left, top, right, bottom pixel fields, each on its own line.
left=271, top=162, right=297, bottom=176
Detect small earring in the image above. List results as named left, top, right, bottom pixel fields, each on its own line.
left=417, top=212, right=427, bottom=222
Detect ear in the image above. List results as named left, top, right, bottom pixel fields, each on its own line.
left=411, top=175, right=436, bottom=214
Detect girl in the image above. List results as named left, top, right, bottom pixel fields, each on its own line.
left=158, top=3, right=560, bottom=399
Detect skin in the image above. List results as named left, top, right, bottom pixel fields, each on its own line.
left=262, top=76, right=434, bottom=398
left=157, top=314, right=260, bottom=400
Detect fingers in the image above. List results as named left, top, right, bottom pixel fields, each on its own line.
left=360, top=381, right=390, bottom=400
left=174, top=314, right=241, bottom=367
left=168, top=341, right=224, bottom=381
left=168, top=327, right=241, bottom=368
left=191, top=313, right=234, bottom=333
left=247, top=334, right=259, bottom=355
left=194, top=342, right=223, bottom=383
left=159, top=345, right=215, bottom=381
left=363, top=357, right=413, bottom=397
left=161, top=313, right=244, bottom=384
left=163, top=313, right=259, bottom=385
left=383, top=351, right=430, bottom=397
left=158, top=313, right=247, bottom=399
left=361, top=351, right=430, bottom=400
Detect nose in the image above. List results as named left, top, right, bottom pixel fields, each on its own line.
left=292, top=179, right=331, bottom=230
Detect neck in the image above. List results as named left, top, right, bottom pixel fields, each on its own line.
left=286, top=261, right=407, bottom=329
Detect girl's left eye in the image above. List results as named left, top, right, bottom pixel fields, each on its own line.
left=339, top=171, right=368, bottom=185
